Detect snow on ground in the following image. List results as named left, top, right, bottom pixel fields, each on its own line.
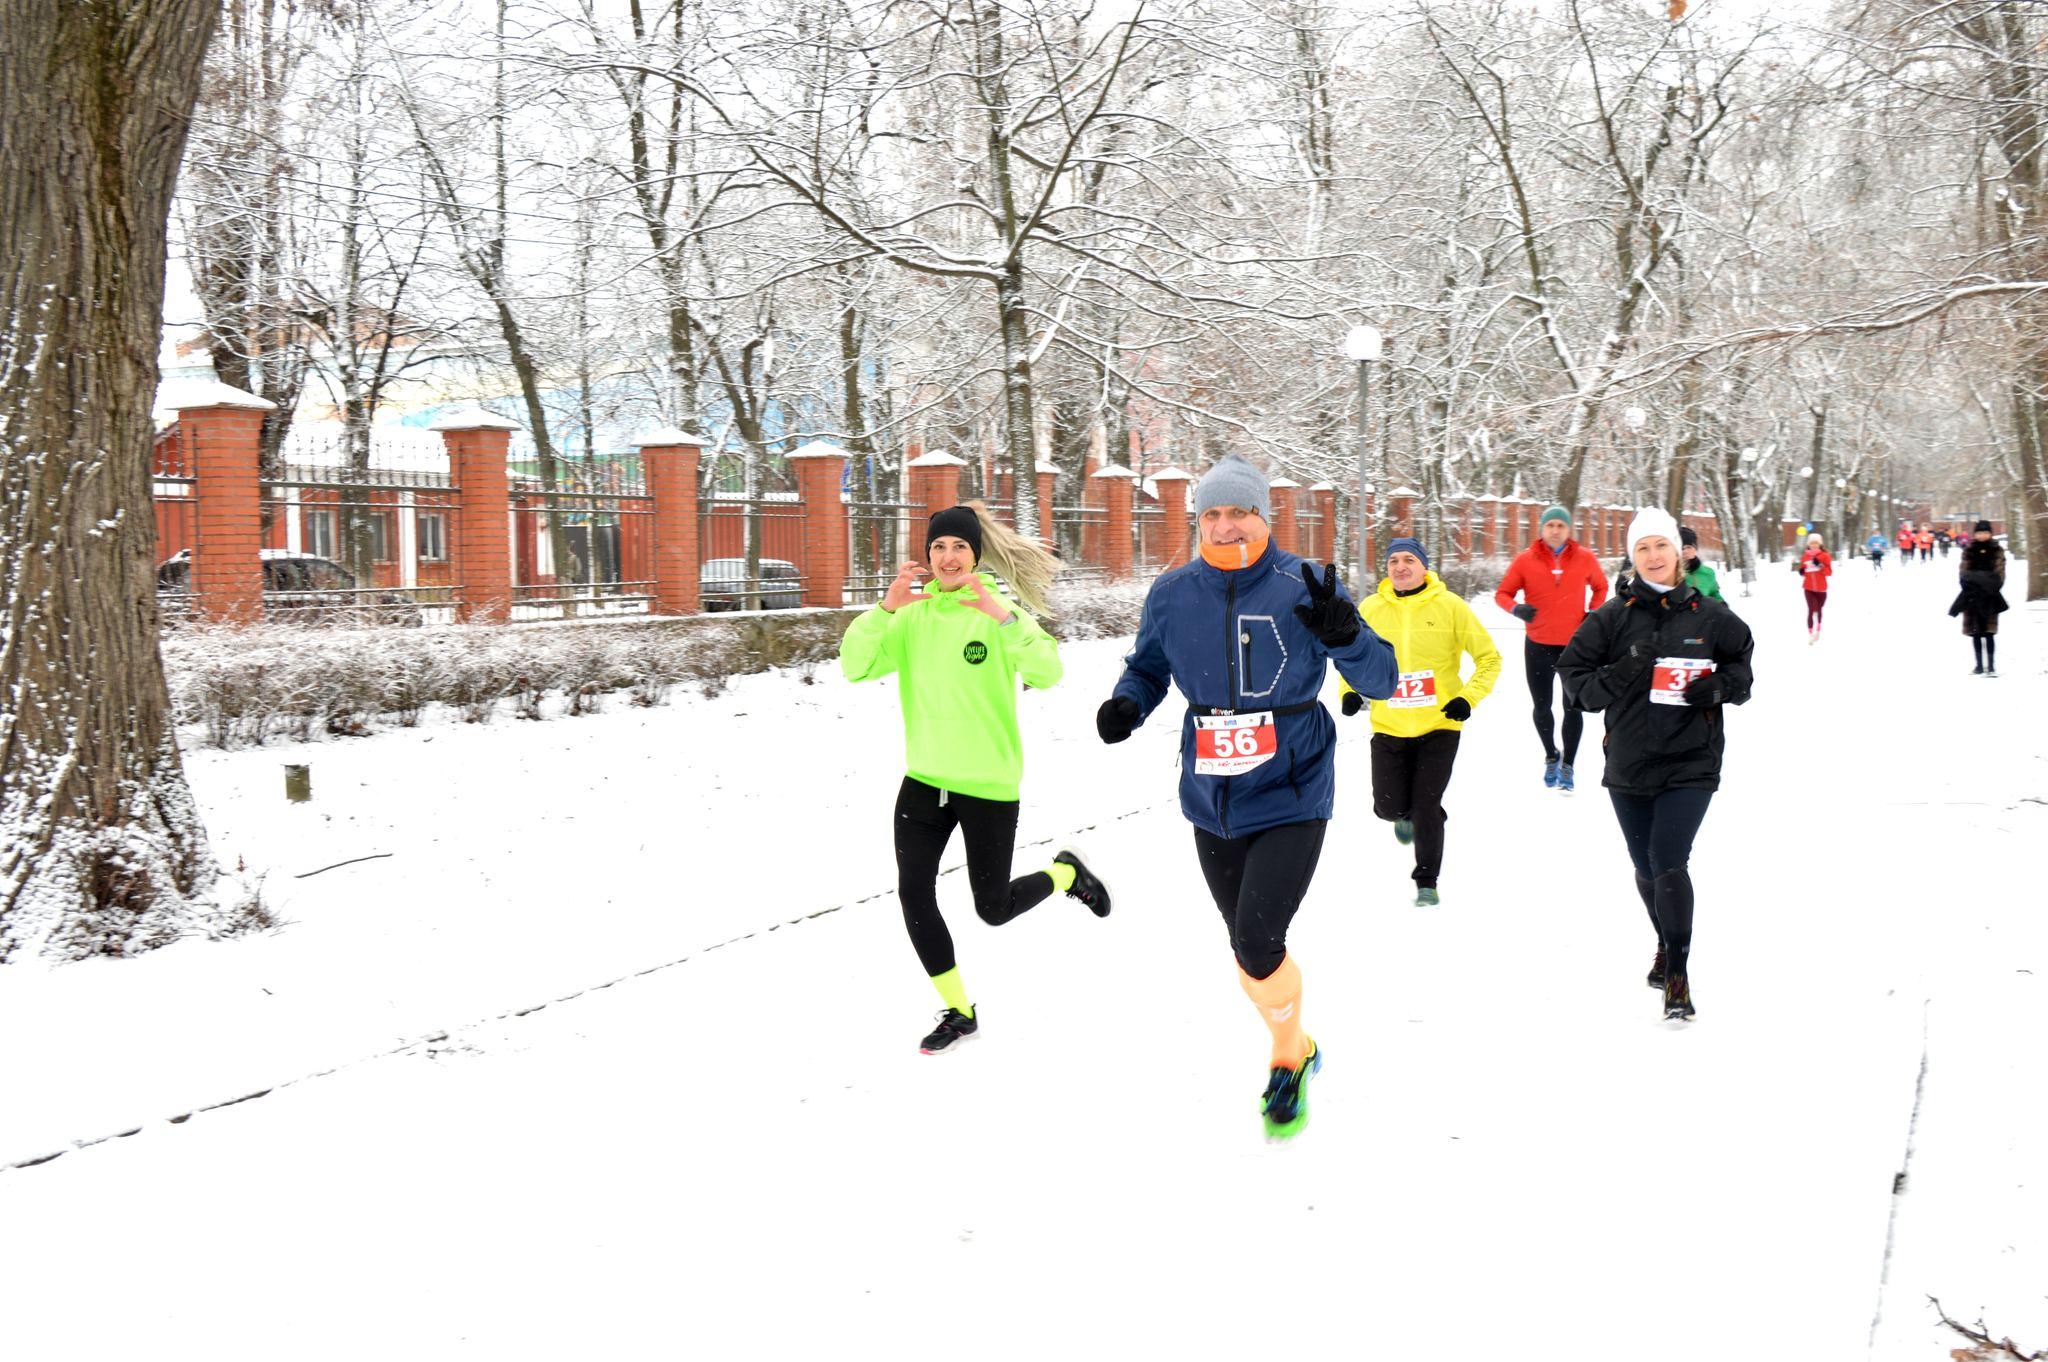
left=1, top=553, right=2040, bottom=1361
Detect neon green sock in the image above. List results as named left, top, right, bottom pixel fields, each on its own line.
left=930, top=967, right=973, bottom=1018
left=1047, top=860, right=1077, bottom=894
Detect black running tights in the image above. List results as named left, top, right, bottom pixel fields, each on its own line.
left=1524, top=639, right=1584, bottom=765
left=1192, top=820, right=1328, bottom=980
left=1609, top=788, right=1714, bottom=975
left=1370, top=729, right=1462, bottom=888
left=894, top=777, right=1055, bottom=977
left=1972, top=635, right=1997, bottom=669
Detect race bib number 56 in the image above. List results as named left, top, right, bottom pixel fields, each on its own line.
left=1650, top=657, right=1715, bottom=707
left=1194, top=712, right=1277, bottom=776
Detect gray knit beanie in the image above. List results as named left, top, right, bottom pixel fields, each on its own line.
left=1193, top=454, right=1272, bottom=521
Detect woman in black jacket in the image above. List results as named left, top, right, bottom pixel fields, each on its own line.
left=1559, top=509, right=1755, bottom=1022
left=1951, top=521, right=2008, bottom=677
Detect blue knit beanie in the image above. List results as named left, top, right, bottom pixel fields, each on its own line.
left=1386, top=536, right=1428, bottom=570
left=1193, top=454, right=1272, bottom=521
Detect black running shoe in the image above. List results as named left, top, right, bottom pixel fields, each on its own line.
left=1663, top=972, right=1696, bottom=1022
left=919, top=1008, right=979, bottom=1054
left=1646, top=946, right=1666, bottom=989
left=1055, top=849, right=1111, bottom=918
left=1261, top=1042, right=1322, bottom=1141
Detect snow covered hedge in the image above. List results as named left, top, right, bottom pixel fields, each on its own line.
left=162, top=612, right=855, bottom=748
left=160, top=573, right=1155, bottom=750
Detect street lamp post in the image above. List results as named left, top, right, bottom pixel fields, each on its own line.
left=1344, top=326, right=1384, bottom=591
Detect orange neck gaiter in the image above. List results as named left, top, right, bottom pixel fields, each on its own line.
left=1198, top=536, right=1270, bottom=571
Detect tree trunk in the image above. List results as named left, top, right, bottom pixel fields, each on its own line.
left=1, top=0, right=255, bottom=961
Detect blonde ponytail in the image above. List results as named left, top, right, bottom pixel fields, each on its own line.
left=965, top=500, right=1060, bottom=617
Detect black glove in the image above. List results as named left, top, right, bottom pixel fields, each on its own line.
left=1682, top=673, right=1726, bottom=708
left=1611, top=637, right=1658, bottom=681
left=1440, top=696, right=1472, bottom=722
left=1292, top=562, right=1359, bottom=648
left=1511, top=604, right=1538, bottom=623
left=1096, top=696, right=1140, bottom=744
left=1341, top=691, right=1365, bottom=717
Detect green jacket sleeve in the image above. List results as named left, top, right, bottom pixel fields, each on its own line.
left=997, top=605, right=1062, bottom=689
left=1453, top=597, right=1502, bottom=707
left=839, top=604, right=905, bottom=683
left=1692, top=564, right=1723, bottom=600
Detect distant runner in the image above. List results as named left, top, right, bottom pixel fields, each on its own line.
left=1679, top=526, right=1722, bottom=600
left=1796, top=532, right=1833, bottom=643
left=1493, top=506, right=1609, bottom=792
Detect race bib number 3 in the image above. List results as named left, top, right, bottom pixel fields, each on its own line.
left=1194, top=712, right=1278, bottom=776
left=1389, top=670, right=1437, bottom=709
left=1650, top=657, right=1715, bottom=707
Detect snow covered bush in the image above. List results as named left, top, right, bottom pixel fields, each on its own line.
left=1046, top=574, right=1152, bottom=640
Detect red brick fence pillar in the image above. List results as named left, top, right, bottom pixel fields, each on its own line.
left=1310, top=483, right=1337, bottom=563
left=1270, top=477, right=1302, bottom=555
left=1093, top=463, right=1136, bottom=579
left=637, top=428, right=705, bottom=616
left=1152, top=467, right=1193, bottom=565
left=431, top=405, right=519, bottom=624
left=1035, top=460, right=1059, bottom=544
left=788, top=440, right=849, bottom=607
left=171, top=383, right=275, bottom=622
left=907, top=449, right=966, bottom=530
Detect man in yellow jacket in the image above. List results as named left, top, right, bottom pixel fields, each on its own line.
left=1339, top=537, right=1501, bottom=906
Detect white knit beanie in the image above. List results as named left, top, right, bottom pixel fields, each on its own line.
left=1625, top=507, right=1682, bottom=554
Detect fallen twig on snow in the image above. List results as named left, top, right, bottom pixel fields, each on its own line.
left=1930, top=1297, right=2045, bottom=1359
left=294, top=853, right=394, bottom=879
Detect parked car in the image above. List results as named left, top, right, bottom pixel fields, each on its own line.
left=699, top=557, right=803, bottom=611
left=157, top=549, right=425, bottom=626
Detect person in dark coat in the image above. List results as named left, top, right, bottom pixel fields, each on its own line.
left=1950, top=520, right=2008, bottom=676
left=1558, top=508, right=1754, bottom=1024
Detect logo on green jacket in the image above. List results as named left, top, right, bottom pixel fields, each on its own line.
left=962, top=640, right=989, bottom=665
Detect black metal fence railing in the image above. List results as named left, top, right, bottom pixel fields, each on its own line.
left=508, top=485, right=656, bottom=621
left=697, top=493, right=810, bottom=611
left=846, top=499, right=919, bottom=605
left=1050, top=502, right=1109, bottom=581
left=259, top=462, right=462, bottom=626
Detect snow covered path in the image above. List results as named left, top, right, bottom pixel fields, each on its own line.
left=2, top=559, right=2040, bottom=1361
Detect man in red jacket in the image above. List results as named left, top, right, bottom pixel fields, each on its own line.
left=1494, top=505, right=1610, bottom=791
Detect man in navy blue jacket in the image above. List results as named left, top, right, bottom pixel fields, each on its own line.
left=1097, top=453, right=1396, bottom=1140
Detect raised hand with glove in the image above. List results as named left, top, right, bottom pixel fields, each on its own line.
left=1293, top=562, right=1359, bottom=649
left=1440, top=697, right=1472, bottom=722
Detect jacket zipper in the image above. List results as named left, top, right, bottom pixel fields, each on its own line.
left=1220, top=574, right=1238, bottom=838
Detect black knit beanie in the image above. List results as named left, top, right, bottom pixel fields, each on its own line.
left=926, top=505, right=983, bottom=562
left=1975, top=519, right=1994, bottom=533
left=1679, top=525, right=1698, bottom=549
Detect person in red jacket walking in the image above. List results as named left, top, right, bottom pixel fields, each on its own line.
left=1896, top=525, right=1915, bottom=562
left=1494, top=505, right=1610, bottom=791
left=1797, top=532, right=1834, bottom=642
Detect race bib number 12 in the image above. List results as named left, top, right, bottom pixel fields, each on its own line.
left=1194, top=712, right=1278, bottom=776
left=1388, top=670, right=1437, bottom=709
left=1650, top=657, right=1715, bottom=707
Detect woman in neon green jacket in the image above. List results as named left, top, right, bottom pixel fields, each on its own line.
left=1339, top=538, right=1502, bottom=905
left=840, top=503, right=1110, bottom=1055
